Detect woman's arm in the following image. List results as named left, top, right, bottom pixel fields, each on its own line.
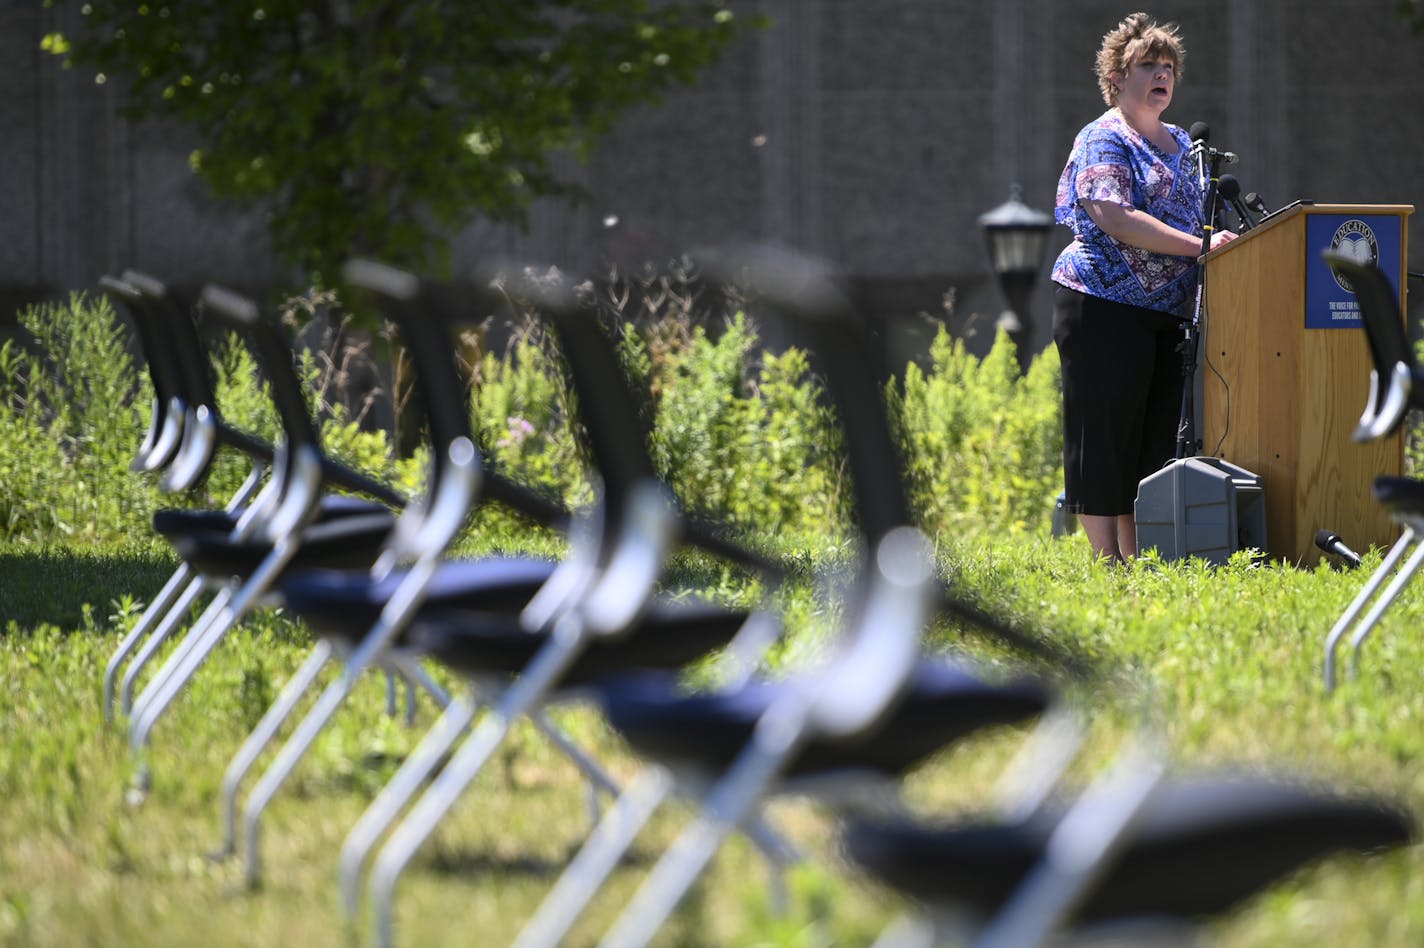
left=1083, top=199, right=1235, bottom=256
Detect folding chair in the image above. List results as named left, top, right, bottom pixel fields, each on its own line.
left=218, top=261, right=610, bottom=885
left=542, top=246, right=1057, bottom=948
left=1320, top=251, right=1424, bottom=691
left=843, top=762, right=1412, bottom=947
left=99, top=273, right=264, bottom=722
left=227, top=261, right=788, bottom=895
left=352, top=265, right=789, bottom=946
left=99, top=273, right=397, bottom=723
left=99, top=274, right=187, bottom=477
left=124, top=283, right=404, bottom=785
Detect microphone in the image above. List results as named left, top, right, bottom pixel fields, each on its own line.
left=1314, top=529, right=1363, bottom=569
left=1186, top=122, right=1238, bottom=165
left=1218, top=174, right=1255, bottom=232
left=1243, top=191, right=1269, bottom=215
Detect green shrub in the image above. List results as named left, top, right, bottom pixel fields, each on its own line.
left=646, top=312, right=847, bottom=547
left=1407, top=337, right=1424, bottom=475
left=0, top=294, right=152, bottom=544
left=470, top=322, right=590, bottom=509
left=893, top=327, right=1063, bottom=537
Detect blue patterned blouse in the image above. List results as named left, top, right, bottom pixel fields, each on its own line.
left=1050, top=110, right=1204, bottom=317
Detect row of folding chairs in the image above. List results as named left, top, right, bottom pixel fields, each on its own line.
left=95, top=246, right=1413, bottom=947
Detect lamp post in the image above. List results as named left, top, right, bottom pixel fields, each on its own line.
left=978, top=184, right=1053, bottom=372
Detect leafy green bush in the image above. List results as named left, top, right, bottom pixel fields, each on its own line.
left=644, top=312, right=847, bottom=547
left=0, top=294, right=151, bottom=544
left=1407, top=337, right=1424, bottom=475
left=470, top=322, right=590, bottom=509
left=0, top=295, right=412, bottom=545
left=893, top=327, right=1063, bottom=537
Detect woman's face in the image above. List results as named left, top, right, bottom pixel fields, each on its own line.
left=1115, top=55, right=1176, bottom=115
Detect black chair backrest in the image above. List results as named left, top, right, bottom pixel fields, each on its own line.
left=497, top=264, right=790, bottom=580
left=98, top=274, right=186, bottom=470
left=500, top=267, right=661, bottom=557
left=123, top=271, right=228, bottom=425
left=342, top=261, right=476, bottom=488
left=713, top=244, right=1091, bottom=689
left=714, top=246, right=914, bottom=540
left=1322, top=251, right=1424, bottom=440
left=122, top=270, right=279, bottom=494
left=199, top=285, right=325, bottom=539
left=342, top=259, right=565, bottom=530
left=671, top=247, right=930, bottom=740
left=199, top=286, right=321, bottom=449
left=99, top=275, right=183, bottom=415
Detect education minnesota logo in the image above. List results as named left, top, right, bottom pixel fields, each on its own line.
left=1329, top=219, right=1379, bottom=292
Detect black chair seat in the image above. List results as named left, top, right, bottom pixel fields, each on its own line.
left=1373, top=476, right=1424, bottom=517
left=594, top=661, right=1049, bottom=778
left=842, top=775, right=1413, bottom=923
left=279, top=557, right=559, bottom=641
left=171, top=512, right=397, bottom=577
left=152, top=494, right=390, bottom=539
left=152, top=507, right=243, bottom=537
left=406, top=600, right=751, bottom=686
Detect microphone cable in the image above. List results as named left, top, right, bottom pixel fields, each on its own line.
left=1204, top=310, right=1232, bottom=459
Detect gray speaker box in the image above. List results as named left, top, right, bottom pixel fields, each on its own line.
left=1135, top=457, right=1267, bottom=564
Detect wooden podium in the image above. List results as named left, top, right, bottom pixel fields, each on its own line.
left=1201, top=203, right=1412, bottom=565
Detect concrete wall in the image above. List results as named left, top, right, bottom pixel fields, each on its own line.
left=8, top=0, right=1424, bottom=359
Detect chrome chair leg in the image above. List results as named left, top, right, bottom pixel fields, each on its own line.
left=1347, top=539, right=1424, bottom=683
left=130, top=545, right=295, bottom=768
left=368, top=629, right=586, bottom=948
left=104, top=564, right=196, bottom=722
left=514, top=767, right=675, bottom=948
left=597, top=729, right=794, bottom=948
left=1324, top=527, right=1417, bottom=692
left=123, top=582, right=227, bottom=719
left=216, top=639, right=337, bottom=858
left=339, top=692, right=481, bottom=916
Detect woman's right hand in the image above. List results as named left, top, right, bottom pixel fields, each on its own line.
left=1208, top=230, right=1237, bottom=252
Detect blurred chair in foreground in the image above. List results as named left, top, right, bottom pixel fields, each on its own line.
left=200, top=269, right=577, bottom=884
left=351, top=264, right=797, bottom=947
left=514, top=247, right=1060, bottom=948
left=1321, top=251, right=1424, bottom=692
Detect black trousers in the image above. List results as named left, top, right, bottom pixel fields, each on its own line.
left=1052, top=285, right=1183, bottom=517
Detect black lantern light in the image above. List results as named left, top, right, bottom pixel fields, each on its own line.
left=978, top=183, right=1053, bottom=372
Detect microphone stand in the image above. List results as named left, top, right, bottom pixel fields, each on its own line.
left=1175, top=148, right=1226, bottom=460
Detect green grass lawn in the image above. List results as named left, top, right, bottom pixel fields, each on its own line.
left=2, top=531, right=1423, bottom=946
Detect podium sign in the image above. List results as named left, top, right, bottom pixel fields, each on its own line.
left=1304, top=214, right=1404, bottom=329
left=1201, top=203, right=1412, bottom=565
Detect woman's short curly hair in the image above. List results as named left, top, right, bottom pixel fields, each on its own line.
left=1095, top=12, right=1186, bottom=106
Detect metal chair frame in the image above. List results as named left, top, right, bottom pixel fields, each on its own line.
left=1319, top=250, right=1424, bottom=691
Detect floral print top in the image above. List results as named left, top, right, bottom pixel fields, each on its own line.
left=1050, top=110, right=1204, bottom=317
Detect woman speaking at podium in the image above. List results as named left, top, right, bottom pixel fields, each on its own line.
left=1050, top=11, right=1235, bottom=562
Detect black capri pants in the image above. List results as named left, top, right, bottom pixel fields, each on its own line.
left=1052, top=285, right=1183, bottom=517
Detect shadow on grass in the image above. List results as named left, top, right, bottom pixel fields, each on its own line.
left=421, top=838, right=656, bottom=880
left=0, top=545, right=176, bottom=629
